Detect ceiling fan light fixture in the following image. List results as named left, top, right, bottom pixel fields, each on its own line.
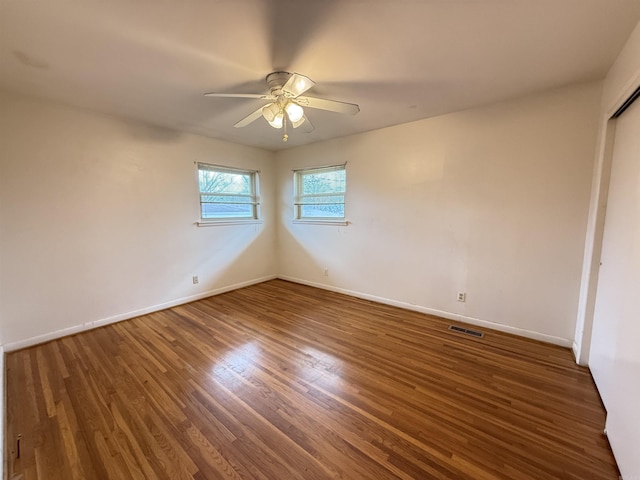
left=285, top=102, right=304, bottom=123
left=268, top=112, right=284, bottom=129
left=262, top=102, right=280, bottom=122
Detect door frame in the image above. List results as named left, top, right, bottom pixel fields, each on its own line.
left=574, top=74, right=640, bottom=366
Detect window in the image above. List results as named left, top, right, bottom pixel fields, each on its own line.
left=197, top=163, right=259, bottom=222
left=294, top=164, right=346, bottom=221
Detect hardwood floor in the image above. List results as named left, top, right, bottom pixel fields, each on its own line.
left=5, top=279, right=618, bottom=479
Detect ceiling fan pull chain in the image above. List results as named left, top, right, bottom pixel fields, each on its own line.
left=283, top=115, right=289, bottom=142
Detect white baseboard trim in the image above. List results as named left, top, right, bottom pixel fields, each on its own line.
left=2, top=274, right=277, bottom=352
left=277, top=275, right=573, bottom=348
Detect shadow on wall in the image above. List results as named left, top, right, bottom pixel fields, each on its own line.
left=185, top=223, right=271, bottom=295
left=280, top=220, right=346, bottom=284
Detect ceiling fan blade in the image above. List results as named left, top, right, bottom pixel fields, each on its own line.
left=205, top=93, right=274, bottom=100
left=297, top=96, right=360, bottom=115
left=282, top=73, right=315, bottom=98
left=234, top=104, right=269, bottom=128
left=295, top=115, right=315, bottom=133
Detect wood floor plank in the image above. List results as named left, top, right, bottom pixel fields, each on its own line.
left=5, top=279, right=619, bottom=479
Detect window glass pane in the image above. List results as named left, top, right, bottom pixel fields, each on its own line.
left=294, top=165, right=346, bottom=220
left=197, top=163, right=258, bottom=220
left=201, top=203, right=253, bottom=219
left=199, top=170, right=251, bottom=195
left=301, top=204, right=345, bottom=218
left=301, top=169, right=345, bottom=195
left=201, top=195, right=253, bottom=204
left=297, top=194, right=344, bottom=205
left=300, top=205, right=344, bottom=218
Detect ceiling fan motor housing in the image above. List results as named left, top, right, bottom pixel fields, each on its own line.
left=266, top=71, right=291, bottom=96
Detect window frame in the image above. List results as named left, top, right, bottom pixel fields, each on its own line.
left=293, top=164, right=347, bottom=224
left=196, top=162, right=261, bottom=225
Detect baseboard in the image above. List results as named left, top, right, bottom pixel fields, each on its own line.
left=2, top=274, right=277, bottom=352
left=277, top=275, right=573, bottom=348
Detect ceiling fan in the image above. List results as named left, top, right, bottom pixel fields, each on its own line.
left=205, top=72, right=360, bottom=142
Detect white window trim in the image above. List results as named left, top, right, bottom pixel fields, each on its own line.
left=196, top=219, right=264, bottom=227
left=293, top=163, right=346, bottom=223
left=292, top=219, right=348, bottom=226
left=196, top=162, right=261, bottom=224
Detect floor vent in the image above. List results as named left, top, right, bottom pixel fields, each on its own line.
left=448, top=325, right=484, bottom=338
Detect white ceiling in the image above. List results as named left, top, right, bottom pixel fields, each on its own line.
left=1, top=0, right=639, bottom=151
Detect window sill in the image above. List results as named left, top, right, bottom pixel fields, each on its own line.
left=196, top=219, right=263, bottom=227
left=292, top=219, right=349, bottom=226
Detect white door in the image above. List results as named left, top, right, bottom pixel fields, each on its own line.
left=590, top=95, right=640, bottom=478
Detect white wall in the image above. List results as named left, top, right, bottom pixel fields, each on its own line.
left=276, top=82, right=602, bottom=345
left=0, top=91, right=277, bottom=350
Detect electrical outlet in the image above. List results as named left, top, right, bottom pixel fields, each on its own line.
left=457, top=292, right=466, bottom=302
left=323, top=268, right=329, bottom=276
left=192, top=276, right=199, bottom=285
